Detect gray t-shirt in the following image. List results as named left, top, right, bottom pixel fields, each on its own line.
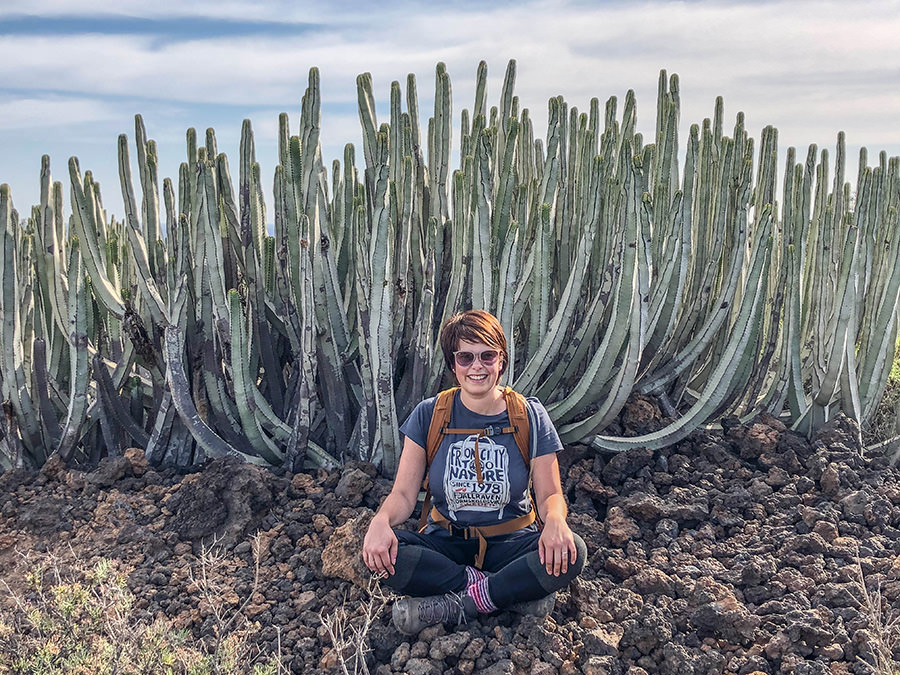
left=400, top=391, right=563, bottom=528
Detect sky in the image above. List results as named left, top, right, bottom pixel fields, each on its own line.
left=1, top=0, right=899, bottom=221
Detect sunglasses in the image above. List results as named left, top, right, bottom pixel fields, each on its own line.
left=453, top=349, right=501, bottom=368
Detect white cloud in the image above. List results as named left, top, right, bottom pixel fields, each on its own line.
left=0, top=34, right=349, bottom=106
left=0, top=97, right=118, bottom=130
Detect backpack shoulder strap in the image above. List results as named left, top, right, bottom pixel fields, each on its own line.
left=425, top=387, right=458, bottom=468
left=418, top=387, right=458, bottom=532
left=504, top=387, right=543, bottom=528
left=502, top=386, right=531, bottom=469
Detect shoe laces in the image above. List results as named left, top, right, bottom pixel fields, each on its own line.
left=418, top=591, right=469, bottom=626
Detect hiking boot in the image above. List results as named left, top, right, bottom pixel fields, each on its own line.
left=508, top=591, right=556, bottom=617
left=392, top=591, right=477, bottom=635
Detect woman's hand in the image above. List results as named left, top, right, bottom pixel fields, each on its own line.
left=360, top=437, right=427, bottom=578
left=362, top=513, right=398, bottom=577
left=538, top=514, right=577, bottom=576
left=531, top=453, right=576, bottom=576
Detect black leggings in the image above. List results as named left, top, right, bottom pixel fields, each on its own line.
left=382, top=526, right=587, bottom=609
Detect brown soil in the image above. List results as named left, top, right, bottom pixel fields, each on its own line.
left=1, top=404, right=899, bottom=674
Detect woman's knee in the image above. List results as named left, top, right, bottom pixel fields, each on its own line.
left=523, top=532, right=587, bottom=592
left=381, top=542, right=422, bottom=593
left=549, top=532, right=587, bottom=584
left=568, top=532, right=588, bottom=579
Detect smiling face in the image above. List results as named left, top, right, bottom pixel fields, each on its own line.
left=452, top=339, right=504, bottom=398
left=439, top=310, right=509, bottom=378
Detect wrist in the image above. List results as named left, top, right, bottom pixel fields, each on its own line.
left=543, top=512, right=567, bottom=525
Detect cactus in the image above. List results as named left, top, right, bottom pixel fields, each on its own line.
left=55, top=237, right=91, bottom=462
left=0, top=185, right=44, bottom=463
left=1, top=61, right=899, bottom=473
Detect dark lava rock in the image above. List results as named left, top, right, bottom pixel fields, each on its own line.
left=334, top=466, right=375, bottom=506
left=4, top=402, right=900, bottom=674
left=619, top=604, right=673, bottom=655
left=602, top=447, right=655, bottom=485
left=164, top=456, right=275, bottom=548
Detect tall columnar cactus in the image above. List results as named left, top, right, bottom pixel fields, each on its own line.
left=1, top=60, right=898, bottom=473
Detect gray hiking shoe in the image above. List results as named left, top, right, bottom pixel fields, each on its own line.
left=392, top=591, right=477, bottom=635
left=508, top=592, right=556, bottom=617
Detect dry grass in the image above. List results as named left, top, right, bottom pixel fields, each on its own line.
left=0, top=539, right=289, bottom=674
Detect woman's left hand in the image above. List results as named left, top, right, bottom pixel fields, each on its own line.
left=538, top=514, right=577, bottom=577
left=531, top=453, right=577, bottom=577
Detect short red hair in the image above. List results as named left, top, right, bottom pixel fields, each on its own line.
left=439, top=310, right=509, bottom=376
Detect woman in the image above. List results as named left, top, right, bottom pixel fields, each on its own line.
left=362, top=310, right=586, bottom=635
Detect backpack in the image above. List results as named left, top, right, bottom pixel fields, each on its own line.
left=417, top=386, right=541, bottom=567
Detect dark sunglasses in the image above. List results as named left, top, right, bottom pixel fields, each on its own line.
left=453, top=349, right=500, bottom=368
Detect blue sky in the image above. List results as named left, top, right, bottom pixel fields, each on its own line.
left=1, top=0, right=899, bottom=219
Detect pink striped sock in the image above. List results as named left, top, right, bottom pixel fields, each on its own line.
left=467, top=576, right=497, bottom=614
left=465, top=565, right=486, bottom=588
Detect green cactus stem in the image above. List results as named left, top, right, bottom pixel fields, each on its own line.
left=56, top=238, right=91, bottom=462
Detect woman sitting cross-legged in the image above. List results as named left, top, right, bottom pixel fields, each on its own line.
left=362, top=309, right=586, bottom=635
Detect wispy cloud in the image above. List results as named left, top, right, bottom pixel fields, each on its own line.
left=0, top=96, right=118, bottom=129
left=0, top=16, right=325, bottom=42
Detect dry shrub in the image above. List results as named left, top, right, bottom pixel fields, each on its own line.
left=853, top=554, right=900, bottom=674
left=319, top=575, right=394, bottom=675
left=0, top=538, right=289, bottom=674
left=862, top=361, right=900, bottom=450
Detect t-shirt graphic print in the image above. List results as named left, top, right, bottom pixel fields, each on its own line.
left=443, top=434, right=511, bottom=520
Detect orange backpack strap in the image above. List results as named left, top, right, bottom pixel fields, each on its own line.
left=502, top=386, right=531, bottom=469
left=503, top=386, right=543, bottom=529
left=418, top=387, right=459, bottom=531
left=425, top=387, right=458, bottom=468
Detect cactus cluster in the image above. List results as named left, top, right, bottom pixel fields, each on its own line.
left=0, top=60, right=898, bottom=474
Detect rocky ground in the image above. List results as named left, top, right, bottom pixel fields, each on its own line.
left=1, top=398, right=900, bottom=674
